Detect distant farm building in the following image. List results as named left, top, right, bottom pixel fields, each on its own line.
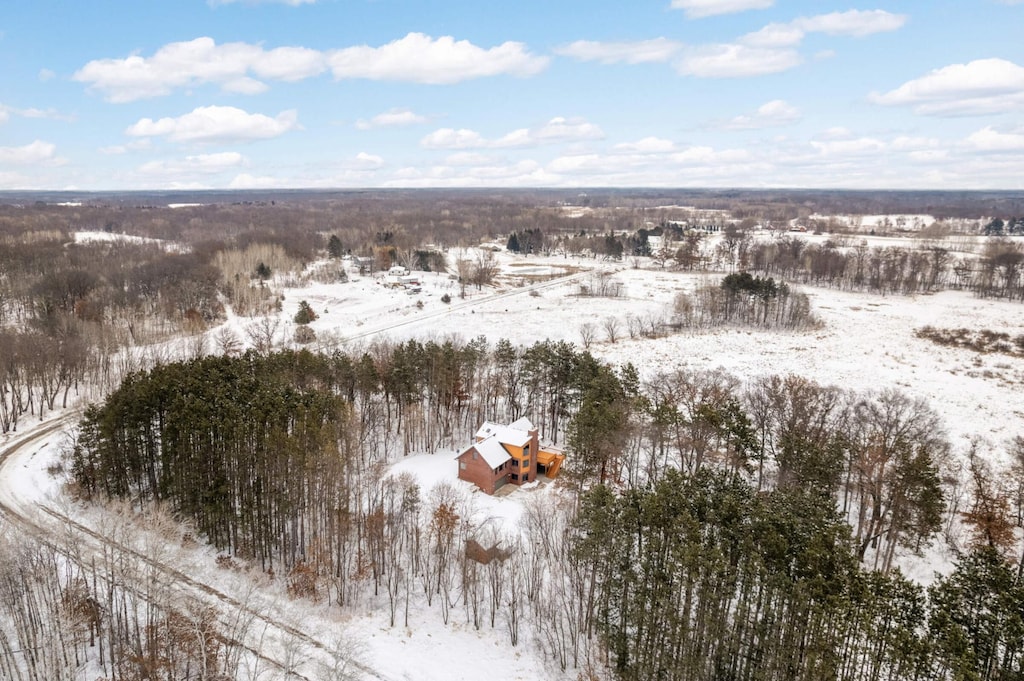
left=456, top=418, right=565, bottom=494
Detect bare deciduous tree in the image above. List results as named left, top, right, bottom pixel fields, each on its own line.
left=602, top=316, right=620, bottom=344
left=578, top=323, right=595, bottom=349
left=213, top=326, right=243, bottom=356
left=245, top=315, right=281, bottom=355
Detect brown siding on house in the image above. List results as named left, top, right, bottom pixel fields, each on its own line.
left=506, top=429, right=540, bottom=484
left=527, top=427, right=539, bottom=482
left=457, top=447, right=508, bottom=494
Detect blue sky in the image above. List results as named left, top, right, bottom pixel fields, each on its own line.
left=1, top=0, right=1022, bottom=190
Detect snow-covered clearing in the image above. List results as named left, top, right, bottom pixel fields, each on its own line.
left=272, top=249, right=1023, bottom=451
left=74, top=230, right=187, bottom=252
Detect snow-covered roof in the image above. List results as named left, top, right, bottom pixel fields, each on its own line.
left=475, top=421, right=531, bottom=447
left=473, top=437, right=512, bottom=469
left=508, top=416, right=536, bottom=432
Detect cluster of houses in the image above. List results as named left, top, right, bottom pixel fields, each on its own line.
left=456, top=417, right=565, bottom=494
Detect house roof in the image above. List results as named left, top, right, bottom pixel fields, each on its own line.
left=508, top=416, right=536, bottom=432
left=472, top=436, right=512, bottom=469
left=476, top=420, right=532, bottom=447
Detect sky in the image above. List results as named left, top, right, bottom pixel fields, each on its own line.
left=1, top=0, right=1023, bottom=191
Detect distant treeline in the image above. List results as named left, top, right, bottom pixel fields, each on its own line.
left=744, top=236, right=1024, bottom=300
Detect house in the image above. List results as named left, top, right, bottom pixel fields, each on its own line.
left=455, top=417, right=566, bottom=494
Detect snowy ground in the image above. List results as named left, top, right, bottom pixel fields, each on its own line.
left=1, top=421, right=571, bottom=681
left=6, top=235, right=1024, bottom=679
left=74, top=229, right=188, bottom=252
left=268, top=247, right=1023, bottom=452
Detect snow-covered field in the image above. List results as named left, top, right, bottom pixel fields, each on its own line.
left=74, top=229, right=188, bottom=252
left=5, top=236, right=1024, bottom=680
left=268, top=248, right=1023, bottom=451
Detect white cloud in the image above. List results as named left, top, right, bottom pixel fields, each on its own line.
left=340, top=127, right=1024, bottom=188
left=543, top=144, right=756, bottom=184
left=0, top=103, right=74, bottom=123
left=793, top=10, right=907, bottom=37
left=252, top=46, right=327, bottom=81
left=909, top=150, right=949, bottom=162
left=811, top=137, right=887, bottom=156
left=421, top=117, right=604, bottom=149
left=491, top=128, right=534, bottom=148
left=529, top=117, right=604, bottom=144
left=0, top=140, right=64, bottom=165
left=718, top=99, right=800, bottom=129
left=740, top=10, right=905, bottom=50
left=221, top=77, right=270, bottom=95
left=676, top=44, right=801, bottom=78
left=558, top=10, right=902, bottom=80
left=74, top=33, right=540, bottom=96
left=869, top=58, right=1024, bottom=116
left=126, top=106, right=300, bottom=144
left=19, top=107, right=73, bottom=121
left=0, top=171, right=35, bottom=190
left=138, top=152, right=247, bottom=176
left=891, top=136, right=940, bottom=151
left=328, top=33, right=548, bottom=84
left=421, top=128, right=488, bottom=150
left=817, top=126, right=854, bottom=140
left=352, top=152, right=385, bottom=169
left=741, top=23, right=806, bottom=48
left=444, top=152, right=497, bottom=166
left=671, top=146, right=751, bottom=164
left=965, top=126, right=1024, bottom=151
left=613, top=137, right=676, bottom=153
left=546, top=154, right=606, bottom=175
left=74, top=37, right=328, bottom=102
left=555, top=38, right=682, bottom=64
left=671, top=0, right=773, bottom=19
left=38, top=68, right=55, bottom=82
left=99, top=139, right=153, bottom=155
left=355, top=108, right=427, bottom=130
left=229, top=173, right=283, bottom=189
left=382, top=160, right=558, bottom=189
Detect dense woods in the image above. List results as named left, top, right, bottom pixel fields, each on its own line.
left=573, top=474, right=1024, bottom=681
left=63, top=335, right=1024, bottom=680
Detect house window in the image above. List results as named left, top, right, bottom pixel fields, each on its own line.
left=472, top=452, right=477, bottom=460
left=511, top=474, right=519, bottom=482
left=460, top=461, right=466, bottom=470
left=523, top=458, right=530, bottom=469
